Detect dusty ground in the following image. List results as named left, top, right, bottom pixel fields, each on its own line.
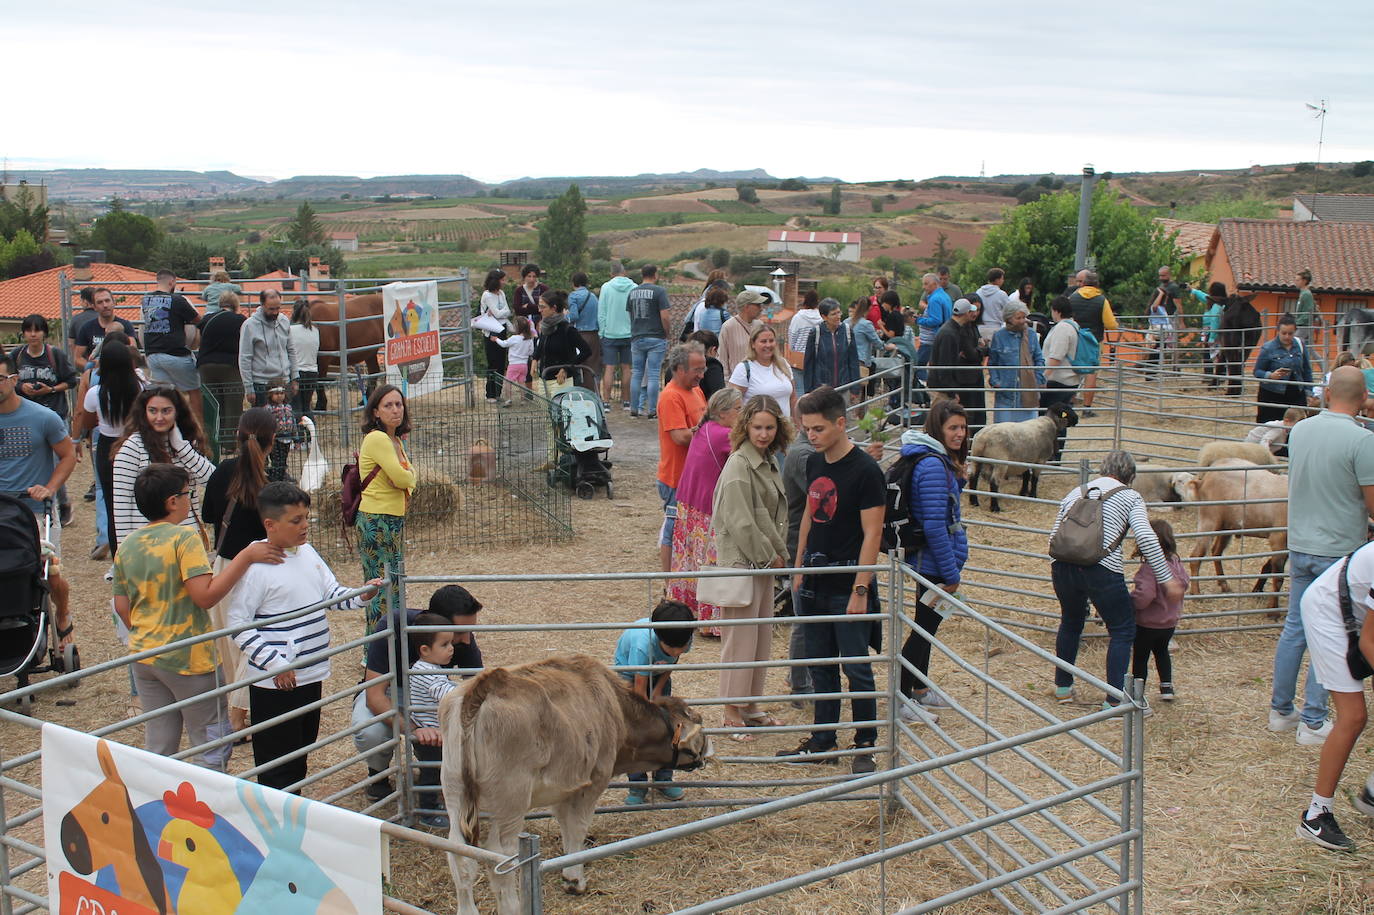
left=5, top=369, right=1374, bottom=915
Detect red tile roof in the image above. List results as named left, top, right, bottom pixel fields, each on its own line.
left=0, top=263, right=171, bottom=323
left=767, top=230, right=862, bottom=245
left=1209, top=219, right=1374, bottom=294
left=1154, top=218, right=1214, bottom=257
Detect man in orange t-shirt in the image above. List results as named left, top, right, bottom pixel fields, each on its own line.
left=656, top=343, right=707, bottom=571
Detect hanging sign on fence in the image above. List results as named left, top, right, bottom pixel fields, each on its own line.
left=42, top=725, right=383, bottom=915
left=382, top=280, right=443, bottom=396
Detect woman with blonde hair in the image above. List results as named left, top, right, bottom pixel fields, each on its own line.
left=668, top=387, right=744, bottom=636
left=713, top=394, right=792, bottom=736
left=729, top=323, right=797, bottom=418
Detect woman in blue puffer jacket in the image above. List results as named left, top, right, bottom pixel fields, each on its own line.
left=897, top=397, right=969, bottom=725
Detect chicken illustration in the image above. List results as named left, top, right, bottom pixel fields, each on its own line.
left=158, top=782, right=242, bottom=915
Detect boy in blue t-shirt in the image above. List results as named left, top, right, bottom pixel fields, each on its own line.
left=613, top=599, right=694, bottom=805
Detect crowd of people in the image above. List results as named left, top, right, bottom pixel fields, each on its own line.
left=13, top=255, right=1374, bottom=855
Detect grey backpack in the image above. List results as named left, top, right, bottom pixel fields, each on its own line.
left=1048, top=485, right=1133, bottom=565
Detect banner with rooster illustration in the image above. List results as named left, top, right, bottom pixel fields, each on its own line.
left=42, top=724, right=382, bottom=915
left=382, top=280, right=443, bottom=397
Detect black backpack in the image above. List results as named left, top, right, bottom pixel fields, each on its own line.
left=881, top=451, right=955, bottom=555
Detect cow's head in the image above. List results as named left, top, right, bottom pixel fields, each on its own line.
left=654, top=696, right=712, bottom=771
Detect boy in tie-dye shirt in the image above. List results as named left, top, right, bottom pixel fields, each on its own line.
left=112, top=463, right=284, bottom=769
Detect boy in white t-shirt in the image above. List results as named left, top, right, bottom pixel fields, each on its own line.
left=1296, top=540, right=1374, bottom=852
left=227, top=481, right=383, bottom=792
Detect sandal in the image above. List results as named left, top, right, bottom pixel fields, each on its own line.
left=745, top=714, right=784, bottom=728
left=726, top=731, right=756, bottom=743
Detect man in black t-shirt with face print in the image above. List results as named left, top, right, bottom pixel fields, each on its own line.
left=780, top=386, right=886, bottom=775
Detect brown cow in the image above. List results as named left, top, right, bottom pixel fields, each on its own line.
left=439, top=654, right=710, bottom=915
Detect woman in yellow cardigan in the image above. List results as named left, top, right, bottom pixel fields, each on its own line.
left=357, top=384, right=415, bottom=629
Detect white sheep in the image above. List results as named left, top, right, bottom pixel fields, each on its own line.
left=1198, top=440, right=1278, bottom=468
left=968, top=404, right=1078, bottom=513
left=1131, top=463, right=1195, bottom=511
left=1182, top=457, right=1288, bottom=608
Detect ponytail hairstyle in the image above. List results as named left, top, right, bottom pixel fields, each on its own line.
left=227, top=408, right=278, bottom=510
left=291, top=299, right=314, bottom=329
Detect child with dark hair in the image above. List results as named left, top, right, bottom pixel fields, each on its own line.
left=112, top=464, right=285, bottom=770
left=226, top=481, right=383, bottom=791
left=263, top=377, right=295, bottom=481
left=406, top=611, right=459, bottom=817
left=613, top=599, right=695, bottom=804
left=1130, top=518, right=1189, bottom=703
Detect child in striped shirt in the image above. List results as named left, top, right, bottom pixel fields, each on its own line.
left=407, top=612, right=459, bottom=819
left=226, top=481, right=383, bottom=792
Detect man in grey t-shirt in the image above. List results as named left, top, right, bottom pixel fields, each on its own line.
left=626, top=264, right=671, bottom=416
left=1271, top=366, right=1374, bottom=746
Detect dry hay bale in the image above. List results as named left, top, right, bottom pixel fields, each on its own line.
left=313, top=465, right=460, bottom=533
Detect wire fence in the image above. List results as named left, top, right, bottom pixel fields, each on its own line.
left=1, top=558, right=1145, bottom=915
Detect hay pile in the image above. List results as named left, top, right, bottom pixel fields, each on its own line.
left=313, top=464, right=461, bottom=534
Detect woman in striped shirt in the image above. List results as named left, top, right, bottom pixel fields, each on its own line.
left=111, top=387, right=215, bottom=550
left=1048, top=451, right=1184, bottom=706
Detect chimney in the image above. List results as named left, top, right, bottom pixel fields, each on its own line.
left=307, top=257, right=323, bottom=281
left=499, top=250, right=530, bottom=283
left=208, top=255, right=226, bottom=276
left=81, top=249, right=106, bottom=264
left=73, top=255, right=92, bottom=282
left=770, top=257, right=801, bottom=311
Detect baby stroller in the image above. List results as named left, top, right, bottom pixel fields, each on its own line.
left=544, top=366, right=614, bottom=500
left=0, top=494, right=79, bottom=705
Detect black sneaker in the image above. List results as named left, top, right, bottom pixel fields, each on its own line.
left=365, top=768, right=395, bottom=801
left=778, top=739, right=839, bottom=765
left=1159, top=683, right=1176, bottom=702
left=850, top=743, right=876, bottom=775
left=1297, top=809, right=1355, bottom=851
left=1353, top=787, right=1374, bottom=818
left=83, top=482, right=96, bottom=502
left=60, top=503, right=73, bottom=527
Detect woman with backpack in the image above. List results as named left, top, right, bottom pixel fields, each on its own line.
left=894, top=398, right=969, bottom=725
left=11, top=313, right=79, bottom=524
left=1041, top=297, right=1083, bottom=464
left=356, top=384, right=416, bottom=631
left=802, top=299, right=860, bottom=394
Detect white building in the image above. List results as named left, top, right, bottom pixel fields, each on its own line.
left=329, top=231, right=359, bottom=252
left=766, top=229, right=862, bottom=262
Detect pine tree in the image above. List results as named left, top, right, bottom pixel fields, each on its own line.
left=286, top=201, right=327, bottom=247
left=536, top=184, right=587, bottom=286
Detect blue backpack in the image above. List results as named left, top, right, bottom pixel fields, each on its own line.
left=1070, top=323, right=1100, bottom=375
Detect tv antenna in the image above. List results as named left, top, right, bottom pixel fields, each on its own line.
left=1305, top=98, right=1328, bottom=181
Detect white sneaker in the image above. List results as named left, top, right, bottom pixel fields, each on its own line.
left=899, top=699, right=938, bottom=725
left=1268, top=708, right=1301, bottom=732
left=916, top=690, right=953, bottom=710
left=1297, top=719, right=1334, bottom=746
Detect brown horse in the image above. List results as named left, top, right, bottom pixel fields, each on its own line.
left=311, top=293, right=384, bottom=382
left=59, top=740, right=171, bottom=914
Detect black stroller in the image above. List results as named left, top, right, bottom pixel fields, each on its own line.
left=0, top=494, right=79, bottom=704
left=543, top=365, right=614, bottom=500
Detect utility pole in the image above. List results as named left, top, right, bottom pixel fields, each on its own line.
left=1073, top=165, right=1095, bottom=272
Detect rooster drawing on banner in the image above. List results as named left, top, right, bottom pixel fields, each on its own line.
left=158, top=782, right=242, bottom=915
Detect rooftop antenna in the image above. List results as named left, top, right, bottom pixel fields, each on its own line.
left=1305, top=98, right=1327, bottom=195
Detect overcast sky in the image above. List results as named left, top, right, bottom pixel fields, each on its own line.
left=9, top=0, right=1372, bottom=184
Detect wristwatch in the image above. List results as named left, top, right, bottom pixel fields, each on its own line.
left=853, top=584, right=869, bottom=597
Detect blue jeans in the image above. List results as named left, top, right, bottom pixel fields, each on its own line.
left=1271, top=551, right=1336, bottom=727
left=1051, top=561, right=1137, bottom=697
left=657, top=481, right=677, bottom=547
left=94, top=470, right=108, bottom=548
left=915, top=341, right=933, bottom=384
left=628, top=678, right=672, bottom=793
left=629, top=336, right=667, bottom=413
left=799, top=589, right=877, bottom=749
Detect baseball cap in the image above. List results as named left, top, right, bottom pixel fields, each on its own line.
left=952, top=298, right=978, bottom=316
left=736, top=290, right=768, bottom=307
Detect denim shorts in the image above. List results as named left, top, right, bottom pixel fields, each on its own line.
left=657, top=481, right=677, bottom=547
left=602, top=337, right=632, bottom=366
left=146, top=352, right=200, bottom=391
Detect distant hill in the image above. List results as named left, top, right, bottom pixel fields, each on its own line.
left=492, top=169, right=841, bottom=197
left=243, top=174, right=487, bottom=200
left=9, top=168, right=263, bottom=201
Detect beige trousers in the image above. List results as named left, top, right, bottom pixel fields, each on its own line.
left=718, top=576, right=776, bottom=715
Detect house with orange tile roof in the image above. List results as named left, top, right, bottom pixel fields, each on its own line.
left=1205, top=218, right=1374, bottom=364
left=0, top=263, right=176, bottom=335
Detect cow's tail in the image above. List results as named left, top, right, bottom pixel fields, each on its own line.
left=439, top=688, right=481, bottom=847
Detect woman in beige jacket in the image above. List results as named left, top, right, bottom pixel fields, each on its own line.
left=712, top=394, right=792, bottom=735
